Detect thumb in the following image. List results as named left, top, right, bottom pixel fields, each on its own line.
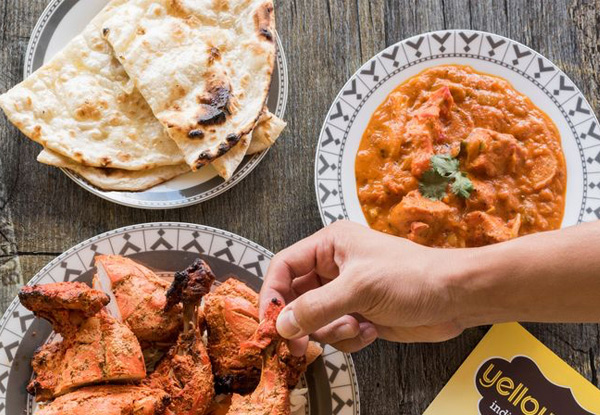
left=276, top=276, right=355, bottom=339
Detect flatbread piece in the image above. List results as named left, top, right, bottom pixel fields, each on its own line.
left=101, top=0, right=276, bottom=170
left=0, top=1, right=184, bottom=170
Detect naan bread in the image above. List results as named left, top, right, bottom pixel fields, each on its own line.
left=37, top=149, right=189, bottom=191
left=211, top=134, right=252, bottom=181
left=247, top=111, right=287, bottom=155
left=101, top=0, right=276, bottom=170
left=2, top=0, right=283, bottom=191
left=38, top=111, right=284, bottom=190
left=0, top=2, right=184, bottom=170
left=212, top=110, right=286, bottom=180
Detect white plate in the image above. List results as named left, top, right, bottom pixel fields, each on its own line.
left=315, top=30, right=599, bottom=228
left=25, top=0, right=288, bottom=209
left=0, top=222, right=359, bottom=415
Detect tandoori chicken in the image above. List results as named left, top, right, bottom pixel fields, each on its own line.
left=95, top=255, right=183, bottom=343
left=22, top=257, right=318, bottom=415
left=205, top=278, right=322, bottom=393
left=226, top=298, right=291, bottom=415
left=204, top=278, right=263, bottom=393
left=35, top=385, right=170, bottom=415
left=144, top=258, right=216, bottom=415
left=19, top=282, right=146, bottom=402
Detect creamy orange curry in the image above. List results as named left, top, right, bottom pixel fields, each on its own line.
left=356, top=65, right=566, bottom=248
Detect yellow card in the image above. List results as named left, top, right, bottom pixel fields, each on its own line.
left=424, top=323, right=600, bottom=415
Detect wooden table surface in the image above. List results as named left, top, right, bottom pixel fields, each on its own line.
left=1, top=0, right=600, bottom=413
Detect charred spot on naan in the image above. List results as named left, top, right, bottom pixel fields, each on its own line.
left=188, top=130, right=205, bottom=139
left=254, top=1, right=274, bottom=41
left=208, top=47, right=221, bottom=65
left=203, top=83, right=231, bottom=111
left=98, top=168, right=117, bottom=177
left=196, top=83, right=231, bottom=126
left=197, top=105, right=227, bottom=125
left=194, top=133, right=242, bottom=169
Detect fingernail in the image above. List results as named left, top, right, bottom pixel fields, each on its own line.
left=277, top=307, right=302, bottom=338
left=359, top=322, right=378, bottom=343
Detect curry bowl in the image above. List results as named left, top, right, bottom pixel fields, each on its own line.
left=315, top=30, right=599, bottom=241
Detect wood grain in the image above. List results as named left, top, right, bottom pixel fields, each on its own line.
left=1, top=0, right=599, bottom=413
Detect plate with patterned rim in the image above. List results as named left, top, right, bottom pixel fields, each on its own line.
left=0, top=222, right=359, bottom=415
left=315, top=29, right=600, bottom=229
left=24, top=0, right=288, bottom=209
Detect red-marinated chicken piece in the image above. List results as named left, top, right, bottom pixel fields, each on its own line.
left=238, top=299, right=322, bottom=390
left=95, top=255, right=183, bottom=344
left=528, top=149, right=558, bottom=191
left=466, top=179, right=496, bottom=212
left=144, top=258, right=215, bottom=415
left=19, top=282, right=145, bottom=402
left=406, top=86, right=456, bottom=177
left=19, top=282, right=108, bottom=336
left=204, top=278, right=262, bottom=392
left=389, top=190, right=459, bottom=245
left=227, top=299, right=290, bottom=415
left=239, top=298, right=282, bottom=352
left=205, top=279, right=322, bottom=393
left=465, top=211, right=521, bottom=247
left=278, top=341, right=323, bottom=389
left=412, top=85, right=454, bottom=121
left=462, top=128, right=526, bottom=177
left=35, top=385, right=170, bottom=415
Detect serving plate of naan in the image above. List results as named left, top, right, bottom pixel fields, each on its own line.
left=1, top=0, right=288, bottom=209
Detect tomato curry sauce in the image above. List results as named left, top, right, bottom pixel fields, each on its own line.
left=355, top=65, right=566, bottom=248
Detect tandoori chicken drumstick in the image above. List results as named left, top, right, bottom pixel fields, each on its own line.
left=204, top=279, right=322, bottom=394
left=226, top=298, right=291, bottom=415
left=144, top=258, right=216, bottom=415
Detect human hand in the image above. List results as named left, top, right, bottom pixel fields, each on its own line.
left=259, top=221, right=468, bottom=354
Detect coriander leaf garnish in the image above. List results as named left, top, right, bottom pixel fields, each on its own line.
left=418, top=153, right=473, bottom=200
left=430, top=154, right=459, bottom=178
left=419, top=169, right=449, bottom=201
left=450, top=172, right=473, bottom=198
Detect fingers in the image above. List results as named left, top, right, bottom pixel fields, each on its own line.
left=375, top=322, right=463, bottom=343
left=311, top=315, right=360, bottom=344
left=310, top=316, right=378, bottom=353
left=276, top=276, right=355, bottom=339
left=259, top=223, right=345, bottom=317
left=330, top=322, right=378, bottom=353
left=288, top=335, right=309, bottom=357
left=290, top=272, right=324, bottom=297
